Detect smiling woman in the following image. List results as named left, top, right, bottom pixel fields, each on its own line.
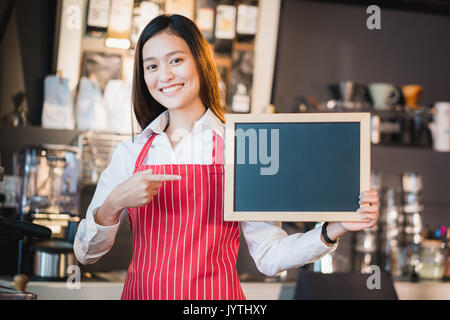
left=132, top=14, right=224, bottom=134
left=73, top=13, right=379, bottom=302
left=142, top=33, right=201, bottom=112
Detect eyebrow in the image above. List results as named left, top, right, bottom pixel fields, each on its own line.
left=143, top=50, right=186, bottom=62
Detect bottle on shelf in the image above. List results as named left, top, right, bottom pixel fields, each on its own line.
left=235, top=0, right=258, bottom=43
left=195, top=0, right=215, bottom=43
left=231, top=83, right=250, bottom=113
left=214, top=0, right=237, bottom=54
left=86, top=0, right=111, bottom=36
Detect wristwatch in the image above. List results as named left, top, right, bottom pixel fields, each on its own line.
left=321, top=222, right=337, bottom=244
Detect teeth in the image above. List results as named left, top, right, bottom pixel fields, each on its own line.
left=162, top=85, right=182, bottom=94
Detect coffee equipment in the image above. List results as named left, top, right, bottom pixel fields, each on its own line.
left=0, top=168, right=51, bottom=300
left=379, top=187, right=404, bottom=278
left=328, top=81, right=369, bottom=111
left=429, top=101, right=450, bottom=152
left=401, top=85, right=423, bottom=110
left=17, top=144, right=81, bottom=280
left=376, top=172, right=425, bottom=280
left=0, top=216, right=52, bottom=299
left=78, top=131, right=129, bottom=185
left=367, top=83, right=401, bottom=111
left=33, top=240, right=77, bottom=279
left=400, top=172, right=424, bottom=281
left=20, top=144, right=81, bottom=216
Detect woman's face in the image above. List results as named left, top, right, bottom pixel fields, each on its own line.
left=142, top=31, right=202, bottom=111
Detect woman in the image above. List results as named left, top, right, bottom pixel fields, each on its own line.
left=74, top=14, right=379, bottom=300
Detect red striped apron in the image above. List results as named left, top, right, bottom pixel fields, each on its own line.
left=121, top=131, right=245, bottom=300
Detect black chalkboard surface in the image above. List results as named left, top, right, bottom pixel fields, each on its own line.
left=224, top=113, right=371, bottom=221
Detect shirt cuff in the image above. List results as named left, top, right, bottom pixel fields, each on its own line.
left=75, top=207, right=124, bottom=264
left=85, top=207, right=122, bottom=243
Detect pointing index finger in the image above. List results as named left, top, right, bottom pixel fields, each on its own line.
left=145, top=174, right=182, bottom=181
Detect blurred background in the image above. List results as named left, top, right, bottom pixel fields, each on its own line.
left=0, top=0, right=449, bottom=299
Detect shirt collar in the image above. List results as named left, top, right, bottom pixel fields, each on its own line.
left=136, top=108, right=224, bottom=143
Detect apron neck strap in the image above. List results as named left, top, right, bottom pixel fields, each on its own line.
left=134, top=133, right=158, bottom=170
left=134, top=130, right=223, bottom=169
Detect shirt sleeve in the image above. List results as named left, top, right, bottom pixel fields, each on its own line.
left=73, top=141, right=133, bottom=265
left=241, top=221, right=338, bottom=277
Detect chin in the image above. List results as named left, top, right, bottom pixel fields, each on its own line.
left=160, top=101, right=185, bottom=110
left=159, top=97, right=198, bottom=111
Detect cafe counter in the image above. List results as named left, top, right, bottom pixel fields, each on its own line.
left=7, top=280, right=450, bottom=300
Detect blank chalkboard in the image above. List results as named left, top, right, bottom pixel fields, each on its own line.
left=224, top=113, right=371, bottom=221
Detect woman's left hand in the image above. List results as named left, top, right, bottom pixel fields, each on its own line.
left=340, top=190, right=379, bottom=232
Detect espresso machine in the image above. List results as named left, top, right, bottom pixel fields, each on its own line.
left=17, top=144, right=81, bottom=280
left=0, top=160, right=52, bottom=299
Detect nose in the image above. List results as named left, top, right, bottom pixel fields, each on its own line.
left=159, top=63, right=175, bottom=83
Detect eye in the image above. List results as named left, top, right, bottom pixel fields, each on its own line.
left=170, top=58, right=182, bottom=65
left=145, top=64, right=158, bottom=71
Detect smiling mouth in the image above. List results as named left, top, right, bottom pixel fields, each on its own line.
left=160, top=84, right=184, bottom=96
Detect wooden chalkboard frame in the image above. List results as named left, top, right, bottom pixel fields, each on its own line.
left=224, top=113, right=371, bottom=221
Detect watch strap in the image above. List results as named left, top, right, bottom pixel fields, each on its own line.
left=321, top=222, right=337, bottom=244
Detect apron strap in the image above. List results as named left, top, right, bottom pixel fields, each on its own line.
left=135, top=130, right=224, bottom=170
left=134, top=133, right=158, bottom=171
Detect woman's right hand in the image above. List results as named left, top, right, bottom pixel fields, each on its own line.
left=95, top=169, right=181, bottom=226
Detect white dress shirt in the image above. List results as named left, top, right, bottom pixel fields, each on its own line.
left=74, top=108, right=338, bottom=277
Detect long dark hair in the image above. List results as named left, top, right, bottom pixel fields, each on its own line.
left=132, top=14, right=225, bottom=133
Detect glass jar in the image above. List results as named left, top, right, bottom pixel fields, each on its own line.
left=418, top=239, right=446, bottom=281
